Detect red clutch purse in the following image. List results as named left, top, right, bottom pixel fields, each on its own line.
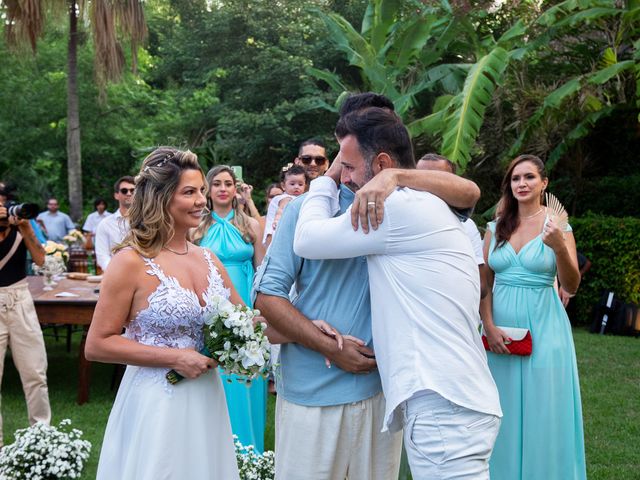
left=482, top=327, right=532, bottom=356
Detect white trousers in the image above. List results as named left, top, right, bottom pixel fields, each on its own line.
left=275, top=392, right=402, bottom=480
left=402, top=390, right=500, bottom=480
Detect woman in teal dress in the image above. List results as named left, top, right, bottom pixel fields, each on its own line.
left=480, top=155, right=586, bottom=480
left=193, top=165, right=267, bottom=451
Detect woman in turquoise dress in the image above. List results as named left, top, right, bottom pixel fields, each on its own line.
left=480, top=155, right=586, bottom=480
left=193, top=165, right=267, bottom=451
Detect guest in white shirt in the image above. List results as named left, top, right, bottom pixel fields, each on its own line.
left=82, top=198, right=111, bottom=238
left=294, top=107, right=502, bottom=480
left=95, top=176, right=134, bottom=271
left=417, top=153, right=489, bottom=299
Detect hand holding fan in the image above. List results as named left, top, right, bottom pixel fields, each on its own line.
left=544, top=192, right=568, bottom=232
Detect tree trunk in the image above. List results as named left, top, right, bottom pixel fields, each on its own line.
left=67, top=0, right=82, bottom=222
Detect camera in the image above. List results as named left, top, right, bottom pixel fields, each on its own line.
left=3, top=201, right=39, bottom=220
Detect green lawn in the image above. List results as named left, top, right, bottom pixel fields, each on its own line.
left=1, top=328, right=638, bottom=479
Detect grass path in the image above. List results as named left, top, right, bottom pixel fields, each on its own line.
left=2, top=328, right=638, bottom=479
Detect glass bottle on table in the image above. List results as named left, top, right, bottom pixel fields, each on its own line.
left=87, top=251, right=97, bottom=275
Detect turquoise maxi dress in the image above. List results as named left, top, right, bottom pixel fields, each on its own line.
left=486, top=221, right=586, bottom=480
left=200, top=210, right=267, bottom=452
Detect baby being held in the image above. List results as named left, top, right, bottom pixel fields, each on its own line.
left=263, top=164, right=308, bottom=247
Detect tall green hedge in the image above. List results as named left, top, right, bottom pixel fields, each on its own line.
left=572, top=215, right=640, bottom=325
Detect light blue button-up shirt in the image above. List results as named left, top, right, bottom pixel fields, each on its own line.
left=254, top=185, right=382, bottom=407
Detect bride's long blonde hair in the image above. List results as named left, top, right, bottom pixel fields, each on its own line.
left=114, top=147, right=204, bottom=258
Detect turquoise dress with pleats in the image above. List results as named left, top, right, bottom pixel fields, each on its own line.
left=486, top=221, right=586, bottom=480
left=200, top=210, right=267, bottom=452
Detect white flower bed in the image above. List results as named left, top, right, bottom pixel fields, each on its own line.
left=0, top=420, right=91, bottom=480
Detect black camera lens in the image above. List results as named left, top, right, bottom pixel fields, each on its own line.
left=6, top=202, right=39, bottom=220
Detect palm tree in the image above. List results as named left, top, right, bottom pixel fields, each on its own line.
left=3, top=0, right=146, bottom=221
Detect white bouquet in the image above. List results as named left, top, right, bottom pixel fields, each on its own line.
left=0, top=419, right=91, bottom=480
left=234, top=436, right=275, bottom=480
left=166, top=295, right=271, bottom=385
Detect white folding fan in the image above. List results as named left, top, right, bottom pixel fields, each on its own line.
left=544, top=192, right=569, bottom=232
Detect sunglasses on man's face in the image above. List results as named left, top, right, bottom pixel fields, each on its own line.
left=299, top=155, right=327, bottom=166
left=119, top=188, right=135, bottom=195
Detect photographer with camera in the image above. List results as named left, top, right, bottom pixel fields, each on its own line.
left=0, top=184, right=51, bottom=447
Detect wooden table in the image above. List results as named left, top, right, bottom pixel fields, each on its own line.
left=27, top=276, right=100, bottom=405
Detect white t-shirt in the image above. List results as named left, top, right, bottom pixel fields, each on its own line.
left=262, top=193, right=296, bottom=245
left=82, top=210, right=112, bottom=234
left=95, top=209, right=129, bottom=270
left=294, top=177, right=502, bottom=432
left=462, top=218, right=484, bottom=265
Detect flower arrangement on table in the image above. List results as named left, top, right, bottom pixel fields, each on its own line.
left=63, top=229, right=85, bottom=247
left=43, top=240, right=70, bottom=262
left=166, top=295, right=271, bottom=385
left=0, top=419, right=91, bottom=480
left=33, top=241, right=69, bottom=289
left=234, top=435, right=275, bottom=480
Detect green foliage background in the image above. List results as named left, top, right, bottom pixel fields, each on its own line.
left=573, top=215, right=640, bottom=325
left=1, top=0, right=638, bottom=219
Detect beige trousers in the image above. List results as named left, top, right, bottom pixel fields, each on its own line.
left=0, top=280, right=51, bottom=447
left=275, top=392, right=402, bottom=480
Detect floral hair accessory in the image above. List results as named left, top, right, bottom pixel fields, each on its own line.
left=281, top=162, right=294, bottom=172
left=144, top=151, right=176, bottom=172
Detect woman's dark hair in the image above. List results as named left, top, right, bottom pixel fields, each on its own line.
left=94, top=198, right=107, bottom=209
left=495, top=154, right=547, bottom=248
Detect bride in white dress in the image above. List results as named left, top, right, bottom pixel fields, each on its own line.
left=86, top=147, right=241, bottom=479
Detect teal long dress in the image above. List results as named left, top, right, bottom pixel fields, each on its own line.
left=200, top=210, right=267, bottom=452
left=486, top=221, right=586, bottom=480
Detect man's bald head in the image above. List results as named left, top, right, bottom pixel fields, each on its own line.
left=416, top=153, right=457, bottom=174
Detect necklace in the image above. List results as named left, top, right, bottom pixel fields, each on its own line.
left=163, top=242, right=189, bottom=255
left=520, top=208, right=544, bottom=220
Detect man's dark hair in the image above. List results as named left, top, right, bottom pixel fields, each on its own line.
left=114, top=176, right=135, bottom=193
left=418, top=153, right=457, bottom=174
left=0, top=183, right=16, bottom=201
left=298, top=138, right=325, bottom=156
left=339, top=92, right=395, bottom=118
left=335, top=107, right=415, bottom=170
left=94, top=198, right=107, bottom=209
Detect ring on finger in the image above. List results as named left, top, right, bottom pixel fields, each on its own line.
left=367, top=201, right=376, bottom=208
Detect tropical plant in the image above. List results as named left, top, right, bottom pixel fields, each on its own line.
left=308, top=0, right=515, bottom=171
left=504, top=0, right=640, bottom=169
left=2, top=0, right=147, bottom=220
left=309, top=0, right=639, bottom=174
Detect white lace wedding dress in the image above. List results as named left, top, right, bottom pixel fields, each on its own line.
left=96, top=250, right=240, bottom=479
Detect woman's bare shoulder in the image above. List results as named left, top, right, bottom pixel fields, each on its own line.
left=103, top=248, right=147, bottom=279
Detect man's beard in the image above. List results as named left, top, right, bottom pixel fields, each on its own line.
left=343, top=181, right=360, bottom=192
left=342, top=162, right=375, bottom=193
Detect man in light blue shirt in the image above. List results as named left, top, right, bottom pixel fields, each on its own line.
left=37, top=198, right=75, bottom=242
